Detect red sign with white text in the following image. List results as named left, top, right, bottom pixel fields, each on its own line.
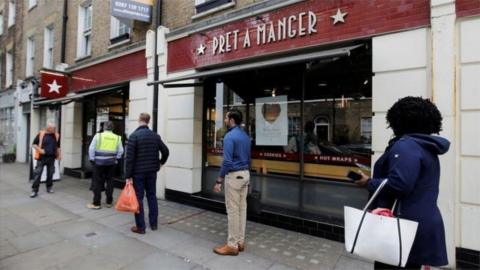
left=40, top=71, right=69, bottom=99
left=168, top=0, right=430, bottom=73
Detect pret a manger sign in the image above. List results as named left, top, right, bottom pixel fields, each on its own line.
left=209, top=11, right=319, bottom=56
left=168, top=0, right=431, bottom=72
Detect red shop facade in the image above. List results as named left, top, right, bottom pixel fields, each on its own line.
left=160, top=0, right=432, bottom=242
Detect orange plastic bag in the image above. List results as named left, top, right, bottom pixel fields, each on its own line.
left=115, top=182, right=140, bottom=214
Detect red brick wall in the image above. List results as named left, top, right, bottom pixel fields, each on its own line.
left=456, top=0, right=480, bottom=18
left=168, top=0, right=430, bottom=73
left=71, top=50, right=147, bottom=93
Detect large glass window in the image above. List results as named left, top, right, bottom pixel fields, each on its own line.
left=203, top=43, right=372, bottom=220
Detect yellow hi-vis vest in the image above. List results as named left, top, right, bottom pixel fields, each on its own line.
left=94, top=131, right=121, bottom=165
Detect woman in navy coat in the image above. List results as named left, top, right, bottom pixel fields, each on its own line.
left=355, top=97, right=450, bottom=269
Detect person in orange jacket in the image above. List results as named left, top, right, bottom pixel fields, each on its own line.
left=31, top=121, right=61, bottom=198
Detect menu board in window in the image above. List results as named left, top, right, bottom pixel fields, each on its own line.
left=255, top=95, right=288, bottom=146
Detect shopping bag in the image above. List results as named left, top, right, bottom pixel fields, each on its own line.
left=115, top=181, right=140, bottom=214
left=344, top=179, right=418, bottom=267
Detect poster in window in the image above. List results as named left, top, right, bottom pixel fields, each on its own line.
left=255, top=95, right=288, bottom=146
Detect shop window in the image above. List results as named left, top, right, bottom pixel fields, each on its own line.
left=8, top=0, right=15, bottom=28
left=195, top=0, right=234, bottom=15
left=77, top=3, right=92, bottom=58
left=203, top=43, right=372, bottom=219
left=26, top=36, right=35, bottom=77
left=110, top=16, right=130, bottom=44
left=43, top=25, right=54, bottom=69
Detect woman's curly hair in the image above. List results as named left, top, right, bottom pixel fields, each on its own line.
left=386, top=96, right=443, bottom=136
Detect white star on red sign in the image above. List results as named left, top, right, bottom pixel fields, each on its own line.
left=47, top=80, right=62, bottom=94
left=196, top=44, right=206, bottom=55
left=331, top=9, right=348, bottom=25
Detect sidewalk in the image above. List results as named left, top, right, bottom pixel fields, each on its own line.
left=0, top=163, right=372, bottom=270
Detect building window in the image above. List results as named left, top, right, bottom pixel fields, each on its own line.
left=43, top=26, right=54, bottom=68
left=110, top=16, right=130, bottom=44
left=26, top=36, right=35, bottom=77
left=28, top=0, right=37, bottom=10
left=8, top=0, right=15, bottom=28
left=6, top=50, right=13, bottom=87
left=77, top=3, right=92, bottom=58
left=195, top=0, right=234, bottom=15
left=0, top=13, right=4, bottom=35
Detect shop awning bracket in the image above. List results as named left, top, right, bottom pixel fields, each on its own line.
left=146, top=44, right=363, bottom=86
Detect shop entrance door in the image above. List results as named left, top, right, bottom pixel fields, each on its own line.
left=81, top=89, right=129, bottom=179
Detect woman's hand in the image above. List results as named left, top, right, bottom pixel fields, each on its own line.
left=354, top=171, right=370, bottom=187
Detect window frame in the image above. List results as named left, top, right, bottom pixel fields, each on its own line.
left=6, top=50, right=13, bottom=87
left=28, top=0, right=37, bottom=11
left=76, top=3, right=92, bottom=58
left=8, top=0, right=15, bottom=28
left=0, top=12, right=4, bottom=35
left=110, top=16, right=131, bottom=44
left=195, top=0, right=234, bottom=16
left=43, top=25, right=54, bottom=69
left=26, top=36, right=35, bottom=77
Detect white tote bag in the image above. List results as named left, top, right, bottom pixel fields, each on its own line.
left=344, top=179, right=419, bottom=267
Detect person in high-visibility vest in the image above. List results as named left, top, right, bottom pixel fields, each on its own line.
left=87, top=121, right=124, bottom=209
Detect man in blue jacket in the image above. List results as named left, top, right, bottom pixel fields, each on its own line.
left=213, top=109, right=251, bottom=256
left=125, top=113, right=169, bottom=234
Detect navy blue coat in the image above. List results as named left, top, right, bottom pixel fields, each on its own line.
left=125, top=125, right=169, bottom=178
left=367, top=134, right=450, bottom=267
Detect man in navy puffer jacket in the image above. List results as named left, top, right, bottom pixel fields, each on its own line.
left=125, top=113, right=169, bottom=234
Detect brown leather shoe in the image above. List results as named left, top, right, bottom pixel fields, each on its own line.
left=213, top=244, right=239, bottom=256
left=238, top=242, right=245, bottom=252
left=131, top=226, right=145, bottom=234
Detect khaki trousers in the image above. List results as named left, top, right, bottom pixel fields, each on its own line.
left=225, top=170, right=250, bottom=248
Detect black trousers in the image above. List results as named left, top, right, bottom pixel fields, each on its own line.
left=374, top=261, right=422, bottom=270
left=32, top=156, right=55, bottom=192
left=92, top=165, right=115, bottom=206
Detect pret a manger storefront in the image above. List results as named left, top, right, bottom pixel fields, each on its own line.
left=155, top=0, right=432, bottom=239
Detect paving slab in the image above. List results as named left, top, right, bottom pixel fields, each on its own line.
left=120, top=252, right=197, bottom=270
left=8, top=229, right=63, bottom=253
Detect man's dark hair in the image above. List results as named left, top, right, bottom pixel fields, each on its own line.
left=386, top=96, right=442, bottom=136
left=103, top=121, right=113, bottom=131
left=227, top=109, right=243, bottom=125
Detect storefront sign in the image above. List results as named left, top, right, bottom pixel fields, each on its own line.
left=40, top=71, right=68, bottom=99
left=111, top=0, right=153, bottom=22
left=168, top=0, right=430, bottom=72
left=255, top=95, right=288, bottom=146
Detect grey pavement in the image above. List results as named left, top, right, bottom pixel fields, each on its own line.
left=0, top=163, right=373, bottom=270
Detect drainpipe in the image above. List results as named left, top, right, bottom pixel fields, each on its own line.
left=60, top=0, right=68, bottom=63
left=152, top=0, right=162, bottom=132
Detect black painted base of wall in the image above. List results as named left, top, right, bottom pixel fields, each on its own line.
left=457, top=247, right=480, bottom=269
left=165, top=189, right=345, bottom=243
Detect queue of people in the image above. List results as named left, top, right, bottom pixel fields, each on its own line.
left=29, top=96, right=450, bottom=269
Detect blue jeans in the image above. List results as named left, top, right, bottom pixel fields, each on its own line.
left=133, top=172, right=158, bottom=230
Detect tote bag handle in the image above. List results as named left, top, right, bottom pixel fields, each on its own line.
left=351, top=179, right=403, bottom=267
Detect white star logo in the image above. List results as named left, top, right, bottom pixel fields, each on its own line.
left=47, top=80, right=62, bottom=94
left=330, top=9, right=348, bottom=25
left=196, top=44, right=206, bottom=56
